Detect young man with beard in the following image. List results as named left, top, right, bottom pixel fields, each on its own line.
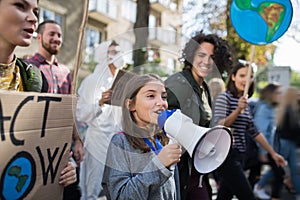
left=26, top=20, right=83, bottom=200
left=27, top=20, right=71, bottom=94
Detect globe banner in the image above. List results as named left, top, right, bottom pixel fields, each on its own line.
left=230, top=0, right=293, bottom=45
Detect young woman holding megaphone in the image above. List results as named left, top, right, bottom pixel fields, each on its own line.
left=102, top=74, right=182, bottom=200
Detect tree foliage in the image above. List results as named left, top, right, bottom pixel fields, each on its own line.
left=182, top=0, right=300, bottom=88
left=183, top=0, right=277, bottom=72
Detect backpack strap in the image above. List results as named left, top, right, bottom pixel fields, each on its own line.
left=16, top=58, right=48, bottom=92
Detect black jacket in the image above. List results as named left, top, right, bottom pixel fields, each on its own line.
left=165, top=69, right=212, bottom=200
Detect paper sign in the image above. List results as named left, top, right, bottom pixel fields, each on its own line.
left=0, top=91, right=75, bottom=200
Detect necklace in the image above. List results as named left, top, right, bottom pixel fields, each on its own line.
left=0, top=56, right=21, bottom=91
left=0, top=56, right=17, bottom=76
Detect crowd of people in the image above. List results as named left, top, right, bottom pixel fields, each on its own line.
left=1, top=0, right=300, bottom=199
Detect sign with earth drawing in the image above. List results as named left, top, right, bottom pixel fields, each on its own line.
left=0, top=91, right=75, bottom=199
left=230, top=0, right=293, bottom=45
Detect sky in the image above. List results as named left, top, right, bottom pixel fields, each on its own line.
left=273, top=0, right=300, bottom=72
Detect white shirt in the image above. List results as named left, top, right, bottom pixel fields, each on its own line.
left=76, top=41, right=122, bottom=163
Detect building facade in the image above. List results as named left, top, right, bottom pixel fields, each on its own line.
left=16, top=0, right=183, bottom=81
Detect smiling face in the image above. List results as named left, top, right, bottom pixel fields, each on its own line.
left=39, top=23, right=62, bottom=55
left=232, top=66, right=254, bottom=95
left=128, top=80, right=168, bottom=128
left=191, top=42, right=214, bottom=82
left=0, top=0, right=38, bottom=48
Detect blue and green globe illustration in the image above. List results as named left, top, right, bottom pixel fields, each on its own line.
left=1, top=152, right=36, bottom=200
left=230, top=0, right=293, bottom=45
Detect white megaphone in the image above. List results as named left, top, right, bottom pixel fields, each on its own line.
left=158, top=109, right=232, bottom=174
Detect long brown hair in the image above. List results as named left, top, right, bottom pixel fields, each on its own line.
left=226, top=62, right=255, bottom=98
left=121, top=73, right=169, bottom=152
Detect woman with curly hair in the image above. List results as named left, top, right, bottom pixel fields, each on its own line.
left=165, top=31, right=234, bottom=200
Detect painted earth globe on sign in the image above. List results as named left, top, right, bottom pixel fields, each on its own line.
left=1, top=153, right=35, bottom=200
left=230, top=0, right=293, bottom=45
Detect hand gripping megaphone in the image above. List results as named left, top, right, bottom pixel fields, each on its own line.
left=158, top=109, right=232, bottom=174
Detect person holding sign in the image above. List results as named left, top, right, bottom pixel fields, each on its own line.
left=76, top=40, right=124, bottom=200
left=26, top=20, right=83, bottom=199
left=0, top=0, right=76, bottom=189
left=212, top=62, right=286, bottom=200
left=102, top=73, right=182, bottom=199
left=26, top=21, right=83, bottom=166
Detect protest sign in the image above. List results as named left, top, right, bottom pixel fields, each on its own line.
left=0, top=91, right=75, bottom=199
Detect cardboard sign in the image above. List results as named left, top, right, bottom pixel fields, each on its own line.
left=0, top=91, right=76, bottom=200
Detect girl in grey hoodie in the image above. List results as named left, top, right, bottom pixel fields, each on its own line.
left=102, top=74, right=182, bottom=200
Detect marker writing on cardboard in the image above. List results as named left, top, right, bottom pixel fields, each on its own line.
left=0, top=95, right=61, bottom=145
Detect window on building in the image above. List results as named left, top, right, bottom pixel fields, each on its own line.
left=119, top=39, right=133, bottom=65
left=149, top=15, right=157, bottom=28
left=167, top=58, right=176, bottom=71
left=122, top=0, right=136, bottom=22
left=39, top=7, right=63, bottom=26
left=149, top=14, right=157, bottom=40
left=89, top=0, right=117, bottom=19
left=150, top=0, right=178, bottom=11
left=84, top=28, right=102, bottom=63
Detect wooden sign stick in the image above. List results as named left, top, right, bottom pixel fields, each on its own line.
left=240, top=45, right=256, bottom=113
left=71, top=0, right=90, bottom=95
left=243, top=45, right=256, bottom=97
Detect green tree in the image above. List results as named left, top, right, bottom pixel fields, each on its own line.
left=291, top=70, right=300, bottom=89
left=183, top=0, right=277, bottom=74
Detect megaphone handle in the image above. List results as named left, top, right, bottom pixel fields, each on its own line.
left=168, top=136, right=178, bottom=170
left=198, top=174, right=204, bottom=188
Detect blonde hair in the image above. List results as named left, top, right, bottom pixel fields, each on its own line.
left=276, top=87, right=299, bottom=127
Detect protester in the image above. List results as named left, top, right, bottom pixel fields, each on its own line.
left=0, top=0, right=76, bottom=188
left=165, top=31, right=233, bottom=200
left=102, top=73, right=182, bottom=199
left=213, top=62, right=286, bottom=200
left=26, top=20, right=71, bottom=93
left=76, top=40, right=124, bottom=199
left=242, top=94, right=261, bottom=190
left=271, top=87, right=300, bottom=200
left=252, top=83, right=282, bottom=199
left=25, top=20, right=83, bottom=199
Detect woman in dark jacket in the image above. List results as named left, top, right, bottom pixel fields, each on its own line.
left=165, top=31, right=233, bottom=200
